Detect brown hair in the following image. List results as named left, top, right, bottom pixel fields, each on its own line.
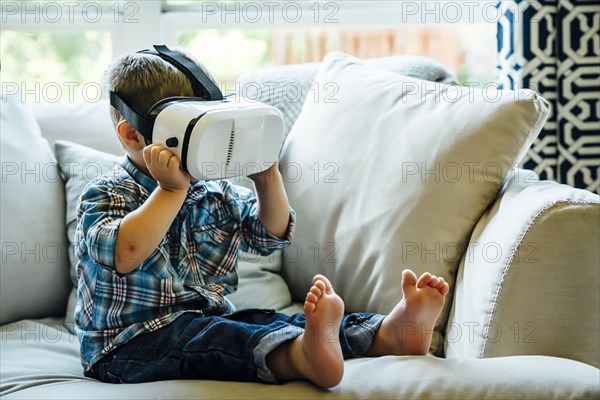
left=105, top=48, right=215, bottom=128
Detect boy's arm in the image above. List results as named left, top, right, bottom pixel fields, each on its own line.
left=249, top=163, right=291, bottom=239
left=115, top=145, right=190, bottom=274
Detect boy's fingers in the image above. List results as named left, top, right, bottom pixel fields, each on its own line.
left=168, top=155, right=180, bottom=170
left=158, top=149, right=172, bottom=165
left=166, top=154, right=179, bottom=171
left=143, top=146, right=152, bottom=164
left=150, top=145, right=163, bottom=163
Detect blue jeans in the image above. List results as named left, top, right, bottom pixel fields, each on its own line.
left=84, top=308, right=384, bottom=384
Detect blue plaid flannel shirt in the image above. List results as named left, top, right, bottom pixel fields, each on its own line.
left=74, top=156, right=295, bottom=372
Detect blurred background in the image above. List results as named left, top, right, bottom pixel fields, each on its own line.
left=1, top=1, right=497, bottom=100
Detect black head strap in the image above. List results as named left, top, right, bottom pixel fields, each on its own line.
left=109, top=44, right=222, bottom=144
left=144, top=45, right=223, bottom=101
left=109, top=91, right=155, bottom=143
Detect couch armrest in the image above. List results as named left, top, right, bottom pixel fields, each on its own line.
left=445, top=169, right=600, bottom=368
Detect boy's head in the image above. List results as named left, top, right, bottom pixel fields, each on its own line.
left=105, top=48, right=214, bottom=167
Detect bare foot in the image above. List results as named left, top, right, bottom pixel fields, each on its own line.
left=366, top=269, right=449, bottom=356
left=277, top=274, right=345, bottom=388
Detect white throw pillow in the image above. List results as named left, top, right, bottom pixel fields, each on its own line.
left=31, top=100, right=124, bottom=156
left=53, top=140, right=122, bottom=332
left=279, top=52, right=550, bottom=355
left=0, top=94, right=71, bottom=324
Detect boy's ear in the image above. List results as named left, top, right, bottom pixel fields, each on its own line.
left=117, top=120, right=145, bottom=151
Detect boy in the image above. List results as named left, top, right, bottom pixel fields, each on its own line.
left=74, top=49, right=450, bottom=388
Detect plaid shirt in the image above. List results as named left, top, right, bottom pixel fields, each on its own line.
left=74, top=157, right=295, bottom=371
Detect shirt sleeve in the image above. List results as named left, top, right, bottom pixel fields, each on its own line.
left=75, top=179, right=135, bottom=272
left=228, top=183, right=296, bottom=256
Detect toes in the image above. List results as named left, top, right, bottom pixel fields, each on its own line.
left=312, top=274, right=327, bottom=284
left=428, top=276, right=440, bottom=287
left=314, top=280, right=327, bottom=295
left=434, top=278, right=446, bottom=290
left=312, top=274, right=334, bottom=294
left=439, top=282, right=450, bottom=296
left=401, top=269, right=418, bottom=295
left=416, top=272, right=432, bottom=288
left=310, top=285, right=323, bottom=298
left=434, top=278, right=449, bottom=296
left=306, top=292, right=318, bottom=304
left=304, top=286, right=318, bottom=314
left=303, top=299, right=316, bottom=315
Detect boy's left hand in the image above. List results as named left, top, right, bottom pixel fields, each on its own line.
left=249, top=162, right=279, bottom=185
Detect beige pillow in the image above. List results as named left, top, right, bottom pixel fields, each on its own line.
left=279, top=52, right=549, bottom=355
left=53, top=141, right=122, bottom=333
left=32, top=100, right=124, bottom=156
left=0, top=95, right=71, bottom=325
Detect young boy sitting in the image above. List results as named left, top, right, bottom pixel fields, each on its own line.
left=74, top=48, right=450, bottom=388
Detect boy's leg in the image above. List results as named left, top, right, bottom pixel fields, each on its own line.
left=89, top=311, right=300, bottom=384
left=265, top=268, right=450, bottom=369
left=264, top=274, right=345, bottom=388
left=90, top=270, right=448, bottom=386
left=89, top=276, right=346, bottom=388
left=278, top=270, right=449, bottom=360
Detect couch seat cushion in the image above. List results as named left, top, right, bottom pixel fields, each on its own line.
left=1, top=319, right=598, bottom=399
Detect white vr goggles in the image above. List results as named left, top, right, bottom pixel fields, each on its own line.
left=109, top=45, right=284, bottom=181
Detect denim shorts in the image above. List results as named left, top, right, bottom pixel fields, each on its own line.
left=84, top=308, right=384, bottom=384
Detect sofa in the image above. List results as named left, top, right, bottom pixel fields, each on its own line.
left=1, top=53, right=599, bottom=399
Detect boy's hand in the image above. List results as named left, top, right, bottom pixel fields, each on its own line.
left=143, top=145, right=190, bottom=192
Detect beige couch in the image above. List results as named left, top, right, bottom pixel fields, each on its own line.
left=1, top=55, right=598, bottom=399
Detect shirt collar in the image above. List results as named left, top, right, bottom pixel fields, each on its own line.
left=121, top=156, right=158, bottom=193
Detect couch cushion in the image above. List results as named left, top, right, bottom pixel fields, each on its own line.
left=1, top=319, right=598, bottom=399
left=279, top=52, right=550, bottom=355
left=30, top=100, right=124, bottom=156
left=235, top=55, right=456, bottom=144
left=53, top=141, right=293, bottom=333
left=53, top=141, right=122, bottom=333
left=0, top=95, right=71, bottom=324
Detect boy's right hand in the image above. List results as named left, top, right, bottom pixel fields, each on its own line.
left=143, top=145, right=190, bottom=192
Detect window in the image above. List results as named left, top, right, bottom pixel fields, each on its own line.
left=1, top=31, right=111, bottom=102
left=177, top=25, right=496, bottom=88
left=1, top=1, right=499, bottom=101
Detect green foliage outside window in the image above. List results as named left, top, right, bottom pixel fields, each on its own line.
left=1, top=31, right=111, bottom=101
left=0, top=27, right=495, bottom=101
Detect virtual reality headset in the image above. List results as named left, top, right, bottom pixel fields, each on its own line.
left=109, top=44, right=284, bottom=181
